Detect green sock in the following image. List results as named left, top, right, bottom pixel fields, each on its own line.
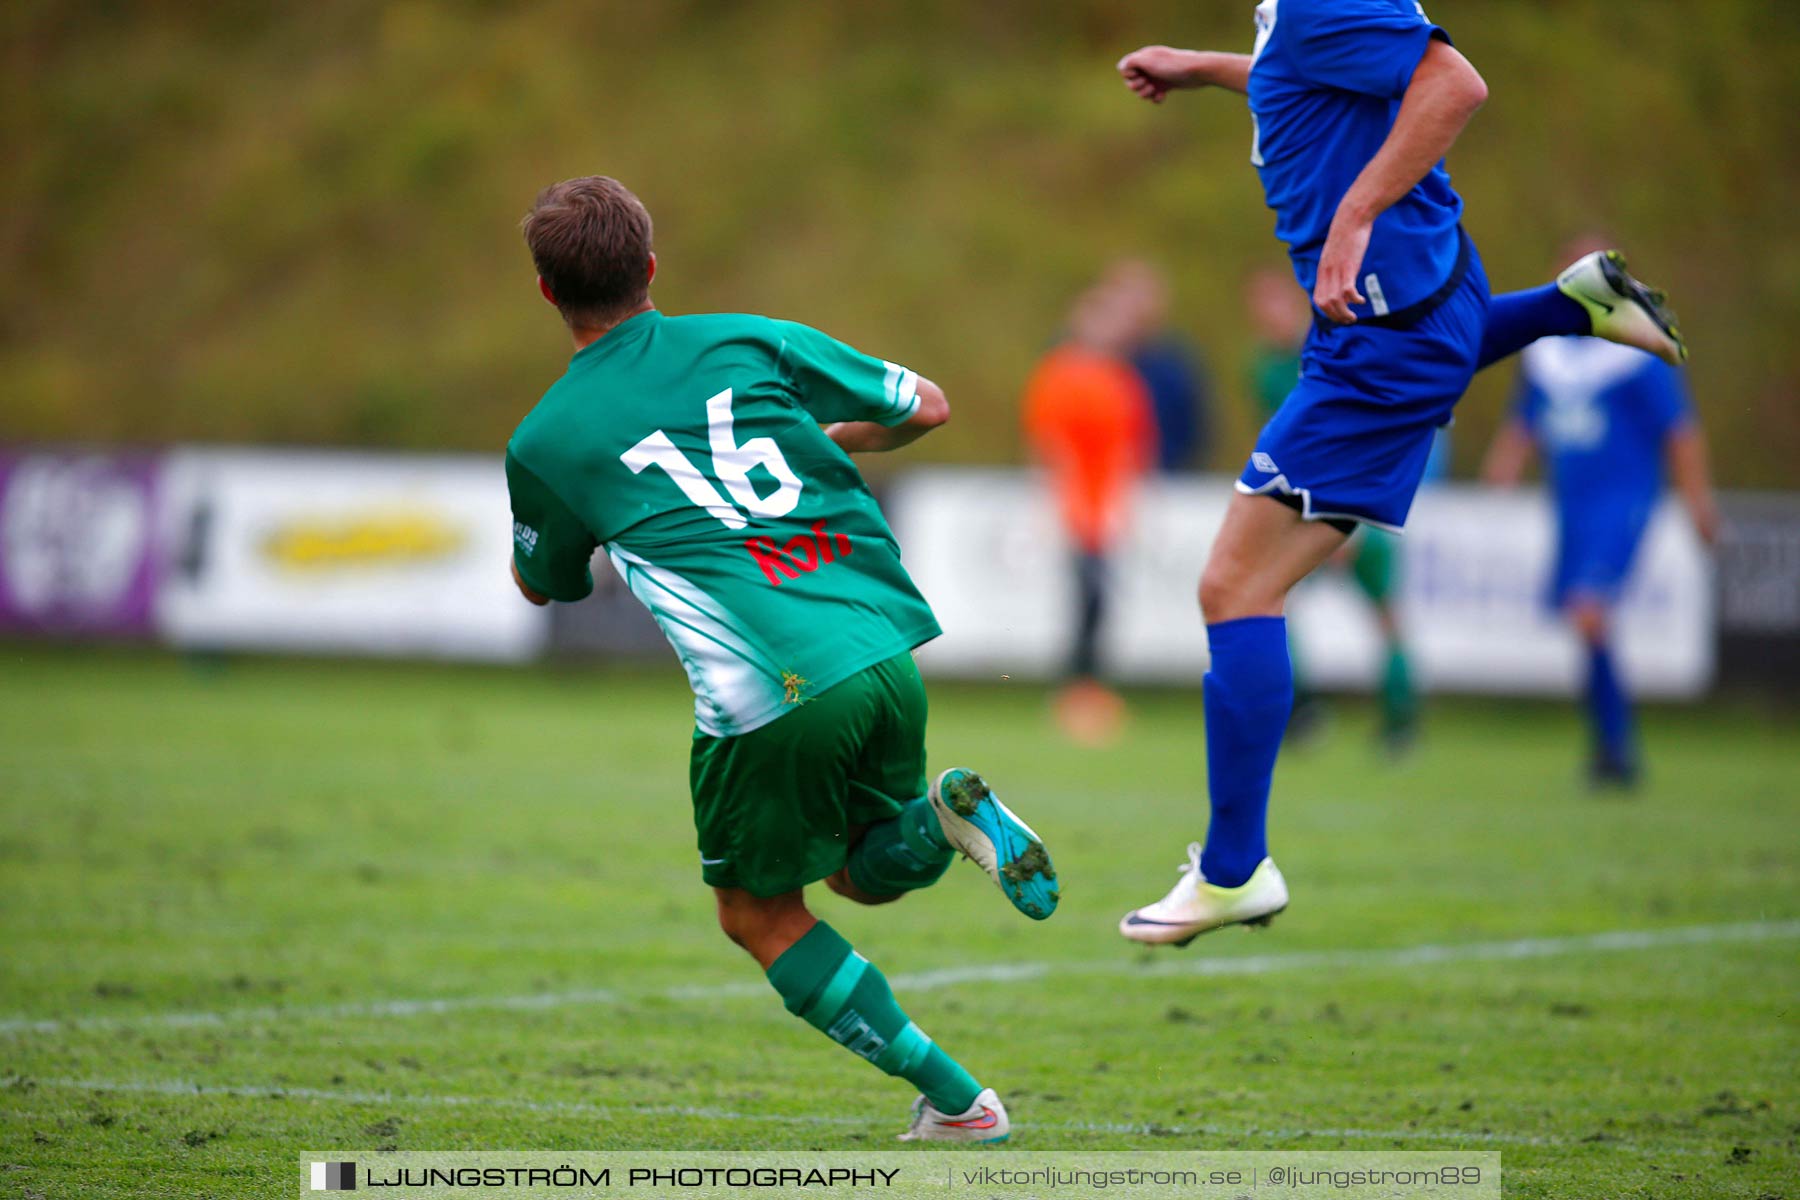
left=846, top=796, right=953, bottom=897
left=766, top=921, right=981, bottom=1114
left=1381, top=644, right=1416, bottom=729
left=1286, top=626, right=1316, bottom=710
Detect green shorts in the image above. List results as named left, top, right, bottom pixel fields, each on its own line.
left=1350, top=526, right=1400, bottom=604
left=689, top=651, right=929, bottom=897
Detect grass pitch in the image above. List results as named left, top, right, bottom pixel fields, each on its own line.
left=1, top=647, right=1796, bottom=1198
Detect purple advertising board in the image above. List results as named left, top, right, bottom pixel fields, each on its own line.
left=0, top=449, right=163, bottom=637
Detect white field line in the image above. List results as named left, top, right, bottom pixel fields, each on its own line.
left=3, top=918, right=1795, bottom=1039
left=27, top=1075, right=1586, bottom=1149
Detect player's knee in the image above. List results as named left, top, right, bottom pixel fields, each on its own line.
left=714, top=888, right=817, bottom=964
left=824, top=867, right=902, bottom=906
left=713, top=891, right=780, bottom=948
left=1199, top=562, right=1248, bottom=623
left=1373, top=604, right=1399, bottom=640
left=1569, top=602, right=1608, bottom=643
left=714, top=904, right=755, bottom=949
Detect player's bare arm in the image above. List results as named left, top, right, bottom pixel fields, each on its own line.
left=1315, top=40, right=1488, bottom=323
left=511, top=558, right=549, bottom=606
left=1117, top=47, right=1252, bottom=101
left=825, top=376, right=949, bottom=454
left=1666, top=425, right=1721, bottom=546
left=1480, top=419, right=1537, bottom=487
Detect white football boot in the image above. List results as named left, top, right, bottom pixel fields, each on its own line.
left=897, top=1086, right=1010, bottom=1143
left=1556, top=250, right=1688, bottom=365
left=930, top=768, right=1059, bottom=921
left=1118, top=843, right=1288, bottom=947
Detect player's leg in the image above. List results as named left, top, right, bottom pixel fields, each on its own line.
left=1200, top=492, right=1353, bottom=624
left=1350, top=530, right=1419, bottom=750
left=1549, top=504, right=1648, bottom=788
left=1069, top=549, right=1106, bottom=680
left=1122, top=265, right=1485, bottom=946
left=839, top=652, right=1059, bottom=921
left=1569, top=599, right=1639, bottom=788
left=831, top=802, right=955, bottom=904
left=1479, top=252, right=1686, bottom=370
left=1283, top=590, right=1327, bottom=745
left=714, top=886, right=817, bottom=966
left=1476, top=284, right=1590, bottom=370
left=715, top=888, right=1007, bottom=1143
left=1198, top=493, right=1344, bottom=879
left=1055, top=550, right=1126, bottom=744
left=693, top=671, right=1007, bottom=1143
left=823, top=828, right=915, bottom=906
left=1119, top=492, right=1344, bottom=945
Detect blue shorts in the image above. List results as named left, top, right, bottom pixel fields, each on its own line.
left=1238, top=242, right=1492, bottom=531
left=1549, top=502, right=1654, bottom=608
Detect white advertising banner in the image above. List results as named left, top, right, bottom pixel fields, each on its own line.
left=888, top=469, right=1714, bottom=697
left=156, top=449, right=547, bottom=661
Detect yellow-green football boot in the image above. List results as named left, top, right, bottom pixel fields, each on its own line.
left=1557, top=250, right=1687, bottom=365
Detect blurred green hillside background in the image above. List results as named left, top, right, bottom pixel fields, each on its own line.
left=5, top=0, right=1798, bottom=482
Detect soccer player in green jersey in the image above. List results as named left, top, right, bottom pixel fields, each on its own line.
left=504, top=177, right=1059, bottom=1143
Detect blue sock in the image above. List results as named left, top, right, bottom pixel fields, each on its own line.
left=1477, top=284, right=1591, bottom=370
left=1199, top=616, right=1293, bottom=888
left=1586, top=641, right=1635, bottom=766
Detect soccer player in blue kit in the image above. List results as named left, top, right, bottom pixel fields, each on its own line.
left=1114, top=1, right=1691, bottom=945
left=1483, top=238, right=1720, bottom=789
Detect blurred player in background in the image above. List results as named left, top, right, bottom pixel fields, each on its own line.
left=505, top=176, right=1060, bottom=1141
left=1245, top=266, right=1421, bottom=752
left=1115, top=0, right=1687, bottom=946
left=1109, top=259, right=1217, bottom=473
left=1482, top=234, right=1720, bottom=789
left=1024, top=281, right=1155, bottom=744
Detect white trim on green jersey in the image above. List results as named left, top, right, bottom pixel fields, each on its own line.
left=880, top=361, right=922, bottom=425
left=605, top=544, right=791, bottom=737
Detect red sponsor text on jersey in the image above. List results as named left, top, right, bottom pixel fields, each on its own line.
left=745, top=520, right=853, bottom=586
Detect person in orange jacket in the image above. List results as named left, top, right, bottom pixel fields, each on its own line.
left=1023, top=283, right=1156, bottom=742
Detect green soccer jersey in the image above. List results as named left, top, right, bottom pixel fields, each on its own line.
left=506, top=310, right=942, bottom=737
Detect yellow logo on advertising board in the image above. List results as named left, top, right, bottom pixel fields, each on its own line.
left=261, top=511, right=467, bottom=569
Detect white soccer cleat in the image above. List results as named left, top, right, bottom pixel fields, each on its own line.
left=897, top=1086, right=1010, bottom=1143
left=929, top=768, right=1059, bottom=920
left=1118, top=843, right=1288, bottom=947
left=1556, top=250, right=1688, bottom=365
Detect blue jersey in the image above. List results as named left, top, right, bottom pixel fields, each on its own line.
left=1515, top=337, right=1692, bottom=518
left=1248, top=0, right=1464, bottom=320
